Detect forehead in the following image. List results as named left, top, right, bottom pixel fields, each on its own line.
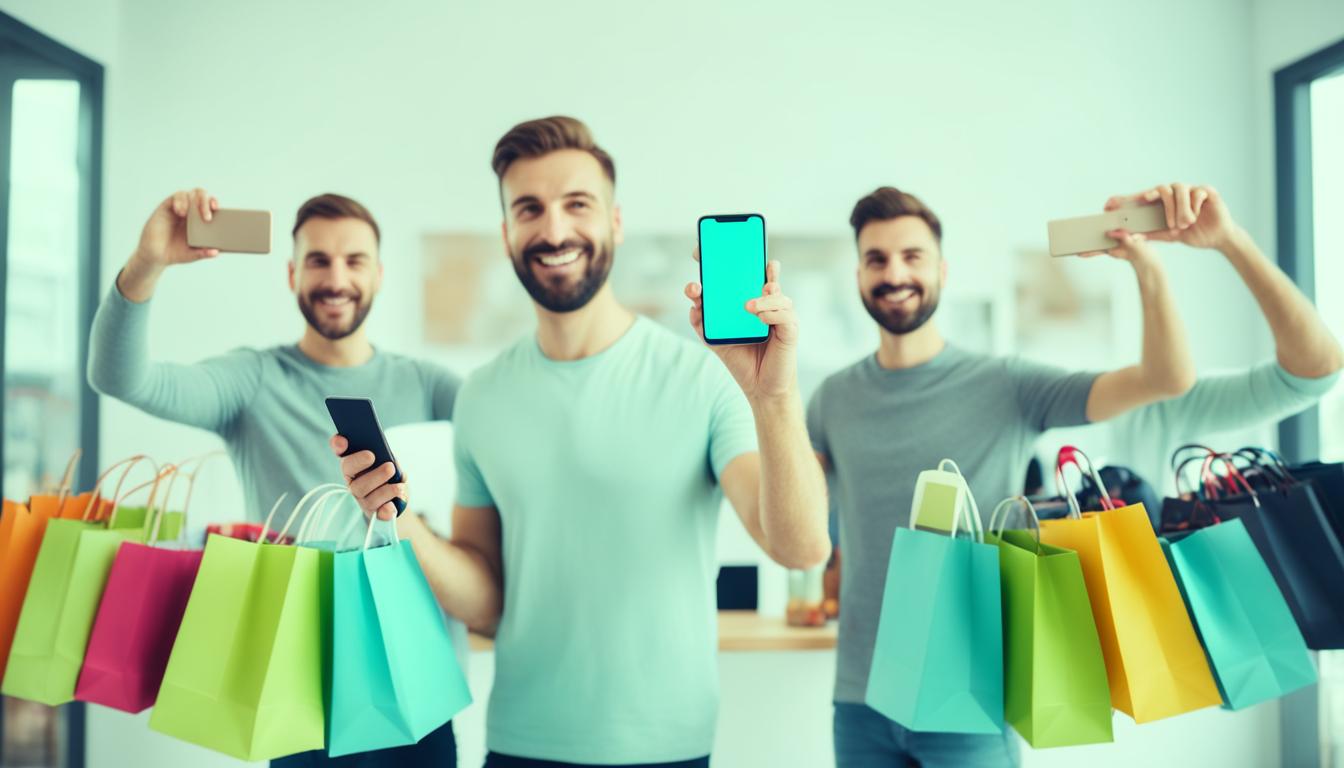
left=294, top=217, right=379, bottom=255
left=857, top=216, right=939, bottom=254
left=501, top=149, right=612, bottom=205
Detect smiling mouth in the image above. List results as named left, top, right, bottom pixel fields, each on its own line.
left=536, top=248, right=583, bottom=268
left=316, top=295, right=354, bottom=309
left=879, top=287, right=918, bottom=305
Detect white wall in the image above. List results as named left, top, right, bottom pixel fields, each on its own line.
left=4, top=0, right=1326, bottom=766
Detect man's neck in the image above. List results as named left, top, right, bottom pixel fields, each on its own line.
left=875, top=320, right=946, bottom=370
left=298, top=327, right=375, bottom=367
left=534, top=285, right=635, bottom=362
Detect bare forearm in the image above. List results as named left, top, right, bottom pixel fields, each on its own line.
left=406, top=526, right=503, bottom=635
left=751, top=390, right=830, bottom=569
left=1133, top=257, right=1195, bottom=396
left=1221, top=230, right=1344, bottom=377
left=116, top=251, right=167, bottom=304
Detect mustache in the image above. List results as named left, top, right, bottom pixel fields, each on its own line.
left=523, top=239, right=592, bottom=260
left=871, top=283, right=922, bottom=299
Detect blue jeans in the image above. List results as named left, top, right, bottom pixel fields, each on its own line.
left=833, top=703, right=1019, bottom=768
left=270, top=720, right=456, bottom=767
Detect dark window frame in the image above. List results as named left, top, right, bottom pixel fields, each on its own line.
left=1272, top=33, right=1344, bottom=768
left=0, top=10, right=104, bottom=768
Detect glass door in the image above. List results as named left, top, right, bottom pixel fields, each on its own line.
left=0, top=12, right=103, bottom=768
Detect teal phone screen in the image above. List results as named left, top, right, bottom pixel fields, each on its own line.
left=698, top=215, right=768, bottom=343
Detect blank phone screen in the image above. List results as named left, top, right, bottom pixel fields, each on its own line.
left=698, top=215, right=769, bottom=343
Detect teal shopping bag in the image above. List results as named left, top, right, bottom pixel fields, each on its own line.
left=327, top=500, right=471, bottom=757
left=1163, top=517, right=1316, bottom=710
left=866, top=459, right=1003, bottom=734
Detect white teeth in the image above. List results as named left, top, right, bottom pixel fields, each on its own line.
left=319, top=297, right=351, bottom=306
left=539, top=249, right=581, bottom=267
left=885, top=289, right=915, bottom=302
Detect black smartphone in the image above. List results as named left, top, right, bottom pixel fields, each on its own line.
left=697, top=213, right=769, bottom=345
left=324, top=396, right=406, bottom=516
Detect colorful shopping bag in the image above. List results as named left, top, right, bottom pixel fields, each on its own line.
left=75, top=453, right=224, bottom=713
left=988, top=497, right=1112, bottom=747
left=0, top=454, right=149, bottom=679
left=1164, top=448, right=1344, bottom=650
left=0, top=499, right=49, bottom=678
left=327, top=502, right=471, bottom=756
left=1039, top=446, right=1221, bottom=723
left=2, top=460, right=168, bottom=705
left=1157, top=454, right=1317, bottom=708
left=866, top=459, right=1003, bottom=734
left=149, top=485, right=331, bottom=761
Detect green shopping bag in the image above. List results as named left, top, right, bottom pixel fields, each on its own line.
left=108, top=505, right=184, bottom=542
left=2, top=461, right=171, bottom=705
left=149, top=484, right=336, bottom=761
left=988, top=497, right=1112, bottom=747
left=866, top=459, right=1004, bottom=733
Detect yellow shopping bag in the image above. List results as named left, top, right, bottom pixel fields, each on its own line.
left=1039, top=446, right=1220, bottom=723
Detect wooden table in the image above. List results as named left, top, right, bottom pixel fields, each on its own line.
left=469, top=610, right=837, bottom=652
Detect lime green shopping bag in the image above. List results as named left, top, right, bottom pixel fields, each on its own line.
left=2, top=461, right=170, bottom=705
left=149, top=485, right=334, bottom=761
left=988, top=497, right=1112, bottom=748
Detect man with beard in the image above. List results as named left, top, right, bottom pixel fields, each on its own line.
left=88, top=190, right=463, bottom=764
left=808, top=186, right=1196, bottom=767
left=332, top=116, right=830, bottom=767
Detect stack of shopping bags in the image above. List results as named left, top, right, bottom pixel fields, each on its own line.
left=149, top=482, right=471, bottom=760
left=864, top=446, right=1320, bottom=750
left=0, top=458, right=472, bottom=763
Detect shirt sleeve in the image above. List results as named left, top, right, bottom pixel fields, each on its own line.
left=1121, top=361, right=1338, bottom=438
left=806, top=385, right=829, bottom=459
left=706, top=362, right=759, bottom=481
left=452, top=380, right=494, bottom=508
left=87, top=281, right=262, bottom=433
left=418, top=360, right=463, bottom=421
left=1006, top=356, right=1100, bottom=431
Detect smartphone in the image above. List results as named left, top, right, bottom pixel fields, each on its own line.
left=324, top=396, right=406, bottom=516
left=697, top=213, right=769, bottom=345
left=186, top=206, right=272, bottom=254
left=1046, top=203, right=1168, bottom=257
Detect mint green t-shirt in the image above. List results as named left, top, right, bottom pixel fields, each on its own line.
left=452, top=316, right=758, bottom=764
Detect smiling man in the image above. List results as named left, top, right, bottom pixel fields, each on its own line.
left=810, top=186, right=1198, bottom=767
left=88, top=189, right=463, bottom=533
left=89, top=189, right=466, bottom=764
left=334, top=115, right=830, bottom=767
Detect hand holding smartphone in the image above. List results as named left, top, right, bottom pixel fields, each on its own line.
left=325, top=396, right=406, bottom=517
left=697, top=214, right=769, bottom=345
left=1046, top=203, right=1167, bottom=257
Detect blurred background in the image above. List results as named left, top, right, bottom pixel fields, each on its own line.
left=0, top=0, right=1341, bottom=765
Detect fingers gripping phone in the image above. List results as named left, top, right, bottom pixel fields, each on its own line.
left=697, top=214, right=769, bottom=345
left=1046, top=203, right=1168, bottom=257
left=325, top=396, right=406, bottom=516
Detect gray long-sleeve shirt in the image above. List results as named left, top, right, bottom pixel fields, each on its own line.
left=88, top=283, right=461, bottom=523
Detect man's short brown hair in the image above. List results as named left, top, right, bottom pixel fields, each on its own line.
left=849, top=187, right=942, bottom=243
left=292, top=193, right=381, bottom=244
left=491, top=116, right=616, bottom=186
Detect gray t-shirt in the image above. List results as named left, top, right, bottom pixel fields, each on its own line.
left=87, top=284, right=461, bottom=522
left=807, top=344, right=1097, bottom=704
